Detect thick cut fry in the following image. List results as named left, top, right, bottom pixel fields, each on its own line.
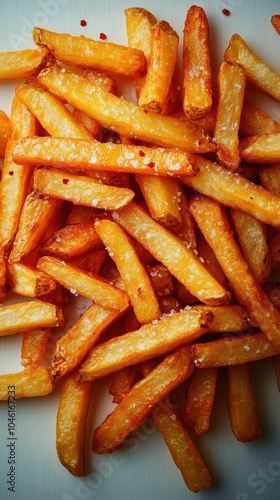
left=7, top=261, right=57, bottom=297
left=176, top=188, right=197, bottom=250
left=153, top=402, right=213, bottom=492
left=138, top=20, right=179, bottom=113
left=79, top=307, right=214, bottom=381
left=136, top=176, right=183, bottom=230
left=112, top=202, right=231, bottom=306
left=199, top=305, right=249, bottom=333
left=125, top=7, right=157, bottom=62
left=41, top=218, right=102, bottom=259
left=182, top=5, right=212, bottom=120
left=0, top=367, right=53, bottom=400
left=231, top=208, right=271, bottom=284
left=37, top=67, right=216, bottom=152
left=0, top=48, right=49, bottom=80
left=192, top=333, right=280, bottom=368
left=0, top=299, right=63, bottom=336
left=92, top=346, right=194, bottom=454
left=56, top=370, right=92, bottom=476
left=33, top=27, right=146, bottom=79
left=0, top=110, right=10, bottom=158
left=33, top=168, right=134, bottom=210
left=182, top=155, right=280, bottom=226
left=224, top=33, right=280, bottom=102
left=13, top=136, right=199, bottom=177
left=8, top=193, right=63, bottom=263
left=240, top=101, right=280, bottom=136
left=0, top=96, right=38, bottom=251
left=95, top=219, right=161, bottom=324
left=227, top=363, right=260, bottom=442
left=37, top=255, right=129, bottom=311
left=183, top=367, right=217, bottom=435
left=190, top=197, right=280, bottom=346
left=214, top=62, right=246, bottom=170
left=240, top=133, right=280, bottom=164
left=21, top=327, right=52, bottom=369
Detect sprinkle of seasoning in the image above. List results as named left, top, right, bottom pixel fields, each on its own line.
left=62, top=178, right=69, bottom=184
left=139, top=150, right=145, bottom=157
left=8, top=171, right=14, bottom=175
left=80, top=19, right=87, bottom=27
left=148, top=162, right=155, bottom=168
left=222, top=8, right=231, bottom=16
left=99, top=32, right=107, bottom=40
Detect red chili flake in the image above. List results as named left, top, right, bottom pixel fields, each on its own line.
left=148, top=162, right=155, bottom=168
left=222, top=8, right=231, bottom=16
left=80, top=19, right=87, bottom=27
left=62, top=178, right=69, bottom=184
left=8, top=171, right=14, bottom=176
left=99, top=32, right=107, bottom=40
left=139, top=150, right=145, bottom=157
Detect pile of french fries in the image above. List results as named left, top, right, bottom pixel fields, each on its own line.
left=1, top=4, right=280, bottom=493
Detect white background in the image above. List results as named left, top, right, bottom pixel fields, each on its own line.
left=0, top=1, right=280, bottom=499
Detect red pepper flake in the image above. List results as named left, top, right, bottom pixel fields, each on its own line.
left=148, top=162, right=155, bottom=168
left=8, top=171, right=14, bottom=176
left=99, top=32, right=107, bottom=40
left=62, top=178, right=69, bottom=184
left=222, top=8, right=231, bottom=16
left=139, top=150, right=145, bottom=157
left=80, top=19, right=87, bottom=27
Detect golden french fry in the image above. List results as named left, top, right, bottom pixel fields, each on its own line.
left=125, top=7, right=157, bottom=62
left=0, top=110, right=10, bottom=158
left=21, top=327, right=52, bottom=369
left=13, top=135, right=199, bottom=177
left=192, top=332, right=280, bottom=368
left=7, top=261, right=57, bottom=297
left=33, top=27, right=146, bottom=79
left=224, top=33, right=280, bottom=102
left=271, top=14, right=280, bottom=35
left=95, top=219, right=161, bottom=324
left=231, top=208, right=271, bottom=284
left=182, top=5, right=212, bottom=120
left=79, top=307, right=214, bottom=381
left=109, top=365, right=139, bottom=404
left=260, top=162, right=280, bottom=195
left=37, top=255, right=129, bottom=311
left=0, top=367, right=53, bottom=400
left=203, top=305, right=249, bottom=333
left=146, top=263, right=175, bottom=297
left=214, top=62, right=246, bottom=170
left=240, top=101, right=280, bottom=136
left=33, top=168, right=134, bottom=210
left=92, top=346, right=194, bottom=454
left=176, top=188, right=197, bottom=250
left=69, top=250, right=108, bottom=276
left=196, top=232, right=227, bottom=286
left=0, top=299, right=63, bottom=336
left=190, top=196, right=280, bottom=346
left=37, top=67, right=217, bottom=152
left=182, top=155, right=280, bottom=227
left=138, top=20, right=179, bottom=113
left=227, top=363, right=260, bottom=442
left=183, top=366, right=217, bottom=435
left=56, top=370, right=92, bottom=476
left=240, top=133, right=280, bottom=163
left=0, top=48, right=50, bottom=80
left=112, top=202, right=231, bottom=306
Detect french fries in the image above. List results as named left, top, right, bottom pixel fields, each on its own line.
left=0, top=48, right=50, bottom=80
left=0, top=109, right=10, bottom=158
left=0, top=368, right=53, bottom=400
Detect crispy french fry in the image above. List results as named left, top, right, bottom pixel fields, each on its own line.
left=214, top=62, right=246, bottom=170
left=135, top=176, right=183, bottom=230
left=125, top=7, right=157, bottom=62
left=109, top=365, right=139, bottom=404
left=0, top=110, right=10, bottom=158
left=192, top=332, right=280, bottom=368
left=33, top=168, right=134, bottom=210
left=138, top=20, right=179, bottom=113
left=21, top=327, right=52, bottom=369
left=56, top=370, right=92, bottom=476
left=224, top=33, right=280, bottom=102
left=196, top=232, right=227, bottom=286
left=79, top=307, right=214, bottom=381
left=33, top=27, right=146, bottom=79
left=240, top=101, right=280, bottom=136
left=7, top=261, right=57, bottom=297
left=37, top=67, right=217, bottom=152
left=95, top=219, right=161, bottom=324
left=190, top=197, right=280, bottom=346
left=182, top=155, right=280, bottom=227
left=0, top=48, right=50, bottom=80
left=112, top=202, right=231, bottom=306
left=92, top=345, right=194, bottom=454
left=227, top=363, right=260, bottom=442
left=146, top=263, right=175, bottom=297
left=182, top=5, right=212, bottom=120
left=231, top=208, right=271, bottom=284
left=240, top=133, right=280, bottom=164
left=69, top=250, right=108, bottom=276
left=176, top=188, right=197, bottom=250
left=0, top=367, right=53, bottom=400
left=260, top=162, right=280, bottom=195
left=183, top=366, right=217, bottom=435
left=13, top=136, right=199, bottom=177
left=37, top=255, right=129, bottom=311
left=203, top=305, right=249, bottom=333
